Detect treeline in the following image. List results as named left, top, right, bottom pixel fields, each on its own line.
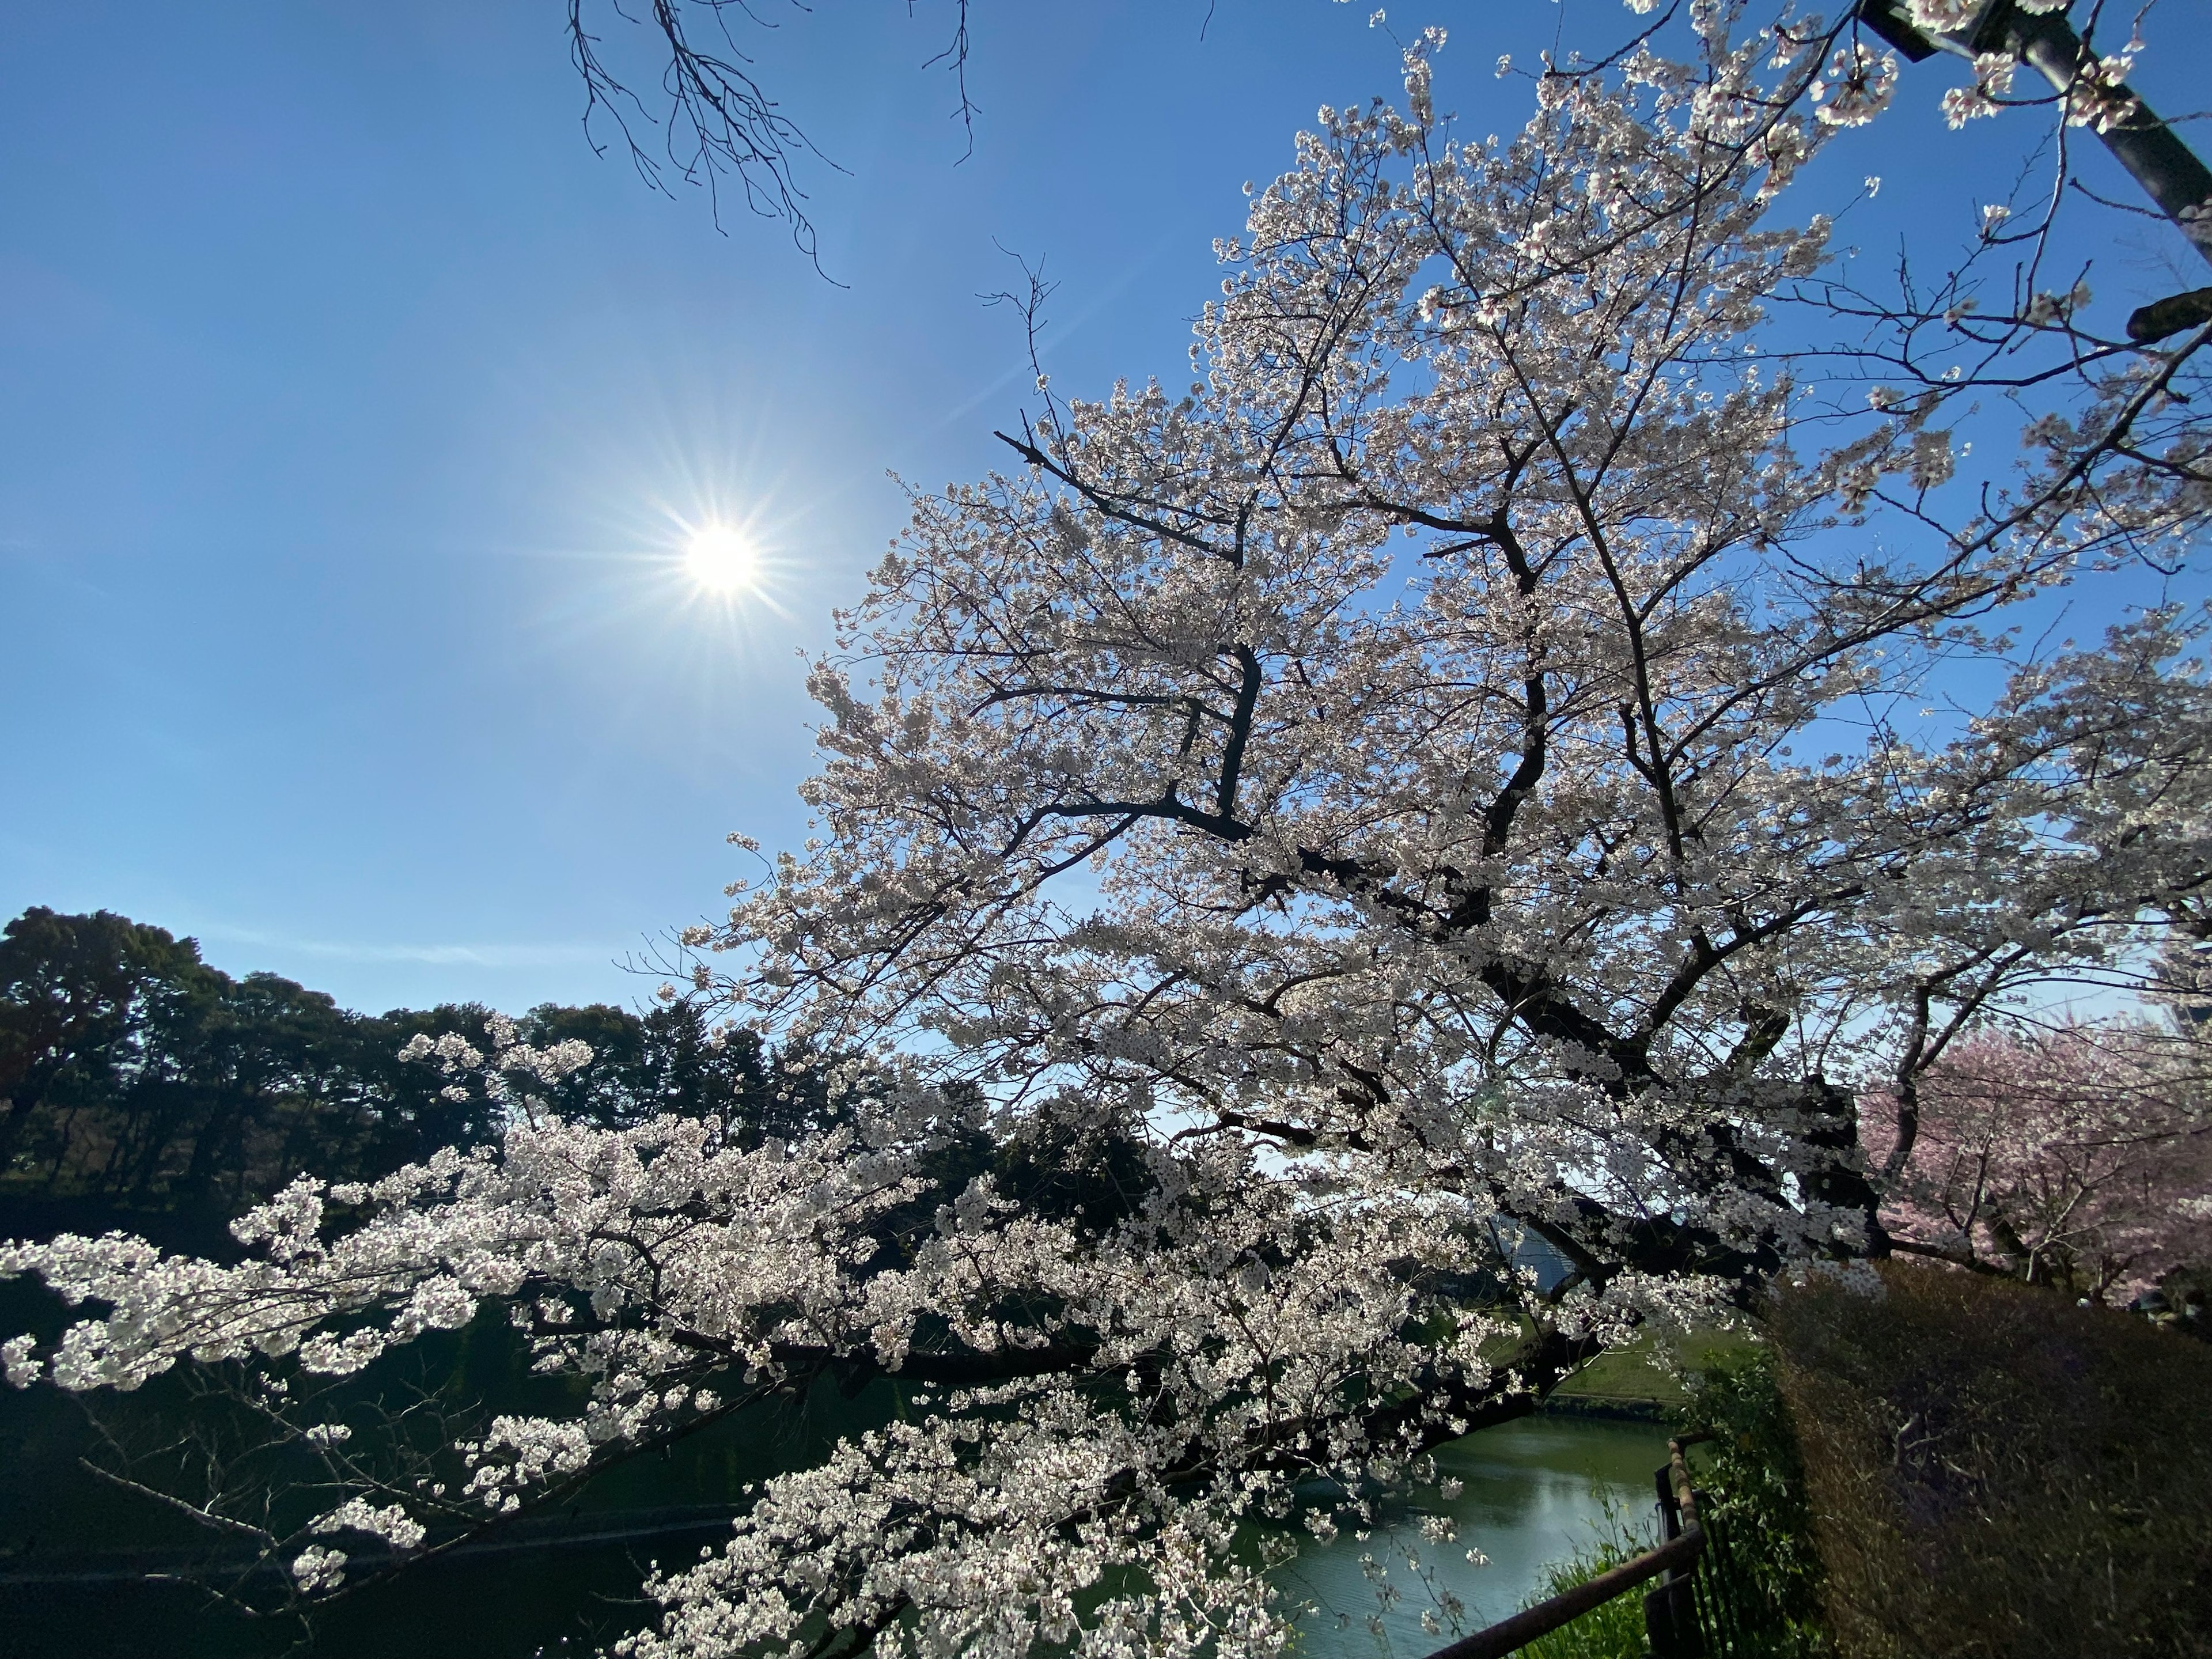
left=0, top=907, right=836, bottom=1237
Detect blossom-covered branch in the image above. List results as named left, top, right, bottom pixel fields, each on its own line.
left=9, top=5, right=2212, bottom=1653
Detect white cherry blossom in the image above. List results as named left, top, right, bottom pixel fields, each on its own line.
left=6, top=8, right=2210, bottom=1654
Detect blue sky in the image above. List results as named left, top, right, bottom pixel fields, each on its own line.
left=4, top=1, right=2207, bottom=1016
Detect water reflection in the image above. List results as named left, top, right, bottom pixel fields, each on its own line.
left=1269, top=1416, right=1671, bottom=1658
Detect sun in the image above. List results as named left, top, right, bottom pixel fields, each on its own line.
left=684, top=524, right=758, bottom=593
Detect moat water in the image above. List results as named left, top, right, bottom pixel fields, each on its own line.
left=1275, top=1415, right=1670, bottom=1657
left=0, top=1389, right=1668, bottom=1659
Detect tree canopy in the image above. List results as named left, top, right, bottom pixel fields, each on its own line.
left=0, top=907, right=793, bottom=1233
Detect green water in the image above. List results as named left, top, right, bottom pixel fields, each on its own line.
left=0, top=1399, right=1668, bottom=1659
left=1271, top=1417, right=1671, bottom=1657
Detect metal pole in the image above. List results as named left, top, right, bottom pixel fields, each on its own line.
left=1858, top=0, right=2212, bottom=268
left=2003, top=7, right=2212, bottom=267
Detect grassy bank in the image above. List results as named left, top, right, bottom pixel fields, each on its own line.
left=1542, top=1325, right=1762, bottom=1416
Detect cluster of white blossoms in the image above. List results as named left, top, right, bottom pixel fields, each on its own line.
left=396, top=1009, right=597, bottom=1114
left=1941, top=51, right=2016, bottom=128
left=9, top=4, right=2212, bottom=1654
left=3, top=1083, right=1603, bottom=1653
left=1811, top=39, right=1898, bottom=127
left=310, top=1497, right=428, bottom=1553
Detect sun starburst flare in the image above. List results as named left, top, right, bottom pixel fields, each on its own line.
left=684, top=524, right=759, bottom=594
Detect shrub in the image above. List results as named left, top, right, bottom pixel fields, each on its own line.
left=1767, top=1262, right=2212, bottom=1659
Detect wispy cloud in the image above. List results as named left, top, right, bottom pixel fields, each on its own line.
left=198, top=925, right=622, bottom=971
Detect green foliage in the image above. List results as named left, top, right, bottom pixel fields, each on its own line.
left=1495, top=1343, right=1832, bottom=1659
left=1679, top=1349, right=1826, bottom=1643
left=1514, top=1520, right=1652, bottom=1659
left=1767, top=1262, right=2212, bottom=1659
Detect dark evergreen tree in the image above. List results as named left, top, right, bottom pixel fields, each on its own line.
left=0, top=908, right=832, bottom=1237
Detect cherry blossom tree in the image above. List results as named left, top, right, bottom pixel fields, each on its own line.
left=1870, top=1022, right=2212, bottom=1301
left=7, top=6, right=2212, bottom=1654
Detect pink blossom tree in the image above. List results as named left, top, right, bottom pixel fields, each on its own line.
left=1872, top=1024, right=2212, bottom=1303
